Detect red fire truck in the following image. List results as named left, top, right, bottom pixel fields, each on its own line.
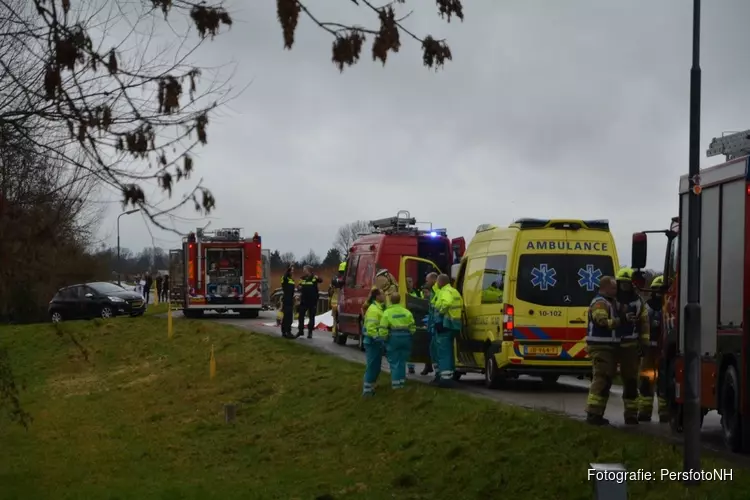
left=335, top=210, right=465, bottom=356
left=631, top=129, right=750, bottom=453
left=169, top=227, right=265, bottom=318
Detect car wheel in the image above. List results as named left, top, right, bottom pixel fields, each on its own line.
left=50, top=311, right=63, bottom=323
left=484, top=353, right=504, bottom=389
left=100, top=306, right=113, bottom=319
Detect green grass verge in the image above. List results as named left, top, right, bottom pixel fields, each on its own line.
left=144, top=302, right=169, bottom=316
left=0, top=317, right=748, bottom=499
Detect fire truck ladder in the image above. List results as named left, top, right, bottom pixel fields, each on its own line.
left=370, top=210, right=417, bottom=233
left=706, top=129, right=750, bottom=160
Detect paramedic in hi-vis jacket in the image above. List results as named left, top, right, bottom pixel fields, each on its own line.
left=433, top=274, right=463, bottom=388
left=380, top=292, right=417, bottom=389
left=585, top=276, right=636, bottom=426
left=362, top=288, right=387, bottom=397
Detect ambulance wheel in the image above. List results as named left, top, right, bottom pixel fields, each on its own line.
left=452, top=371, right=464, bottom=381
left=721, top=365, right=743, bottom=452
left=484, top=354, right=504, bottom=389
left=541, top=374, right=559, bottom=386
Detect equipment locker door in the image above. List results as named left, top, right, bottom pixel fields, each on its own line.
left=398, top=256, right=444, bottom=364
left=169, top=248, right=185, bottom=306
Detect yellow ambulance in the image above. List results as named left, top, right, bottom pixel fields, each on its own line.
left=451, top=218, right=620, bottom=388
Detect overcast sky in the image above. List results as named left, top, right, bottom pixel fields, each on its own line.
left=99, top=0, right=750, bottom=269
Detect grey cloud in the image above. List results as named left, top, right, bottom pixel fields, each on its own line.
left=107, top=0, right=750, bottom=270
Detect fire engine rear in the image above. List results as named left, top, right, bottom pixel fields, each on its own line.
left=169, top=228, right=265, bottom=318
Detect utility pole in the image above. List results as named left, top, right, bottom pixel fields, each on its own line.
left=683, top=0, right=702, bottom=484
left=117, top=209, right=139, bottom=286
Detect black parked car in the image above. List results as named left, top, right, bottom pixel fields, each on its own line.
left=48, top=282, right=147, bottom=322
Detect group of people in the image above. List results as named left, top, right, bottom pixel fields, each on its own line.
left=585, top=268, right=668, bottom=426
left=137, top=272, right=170, bottom=304
left=279, top=264, right=324, bottom=338
left=359, top=270, right=464, bottom=396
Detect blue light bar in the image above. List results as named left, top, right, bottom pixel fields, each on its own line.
left=429, top=231, right=437, bottom=237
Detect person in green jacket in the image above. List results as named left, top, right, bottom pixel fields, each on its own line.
left=433, top=274, right=463, bottom=387
left=362, top=288, right=387, bottom=397
left=381, top=292, right=417, bottom=389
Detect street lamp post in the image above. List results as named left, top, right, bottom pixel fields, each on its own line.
left=117, top=209, right=139, bottom=286
left=683, top=0, right=702, bottom=484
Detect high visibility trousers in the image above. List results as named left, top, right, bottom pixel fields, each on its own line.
left=638, top=347, right=668, bottom=419
left=586, top=344, right=639, bottom=419
left=362, top=337, right=384, bottom=396
left=429, top=330, right=439, bottom=373
left=387, top=333, right=413, bottom=389
left=435, top=330, right=457, bottom=381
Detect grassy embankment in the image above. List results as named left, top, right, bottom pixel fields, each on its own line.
left=0, top=315, right=748, bottom=500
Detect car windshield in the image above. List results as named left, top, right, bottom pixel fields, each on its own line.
left=89, top=282, right=127, bottom=294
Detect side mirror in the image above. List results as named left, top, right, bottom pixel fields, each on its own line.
left=84, top=293, right=94, bottom=298
left=631, top=232, right=648, bottom=270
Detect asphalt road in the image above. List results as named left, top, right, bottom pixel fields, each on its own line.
left=176, top=309, right=748, bottom=463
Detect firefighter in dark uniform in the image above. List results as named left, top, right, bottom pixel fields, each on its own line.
left=330, top=261, right=346, bottom=340
left=297, top=265, right=324, bottom=338
left=280, top=265, right=296, bottom=338
left=638, top=275, right=669, bottom=422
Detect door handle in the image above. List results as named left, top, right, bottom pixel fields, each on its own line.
left=569, top=319, right=585, bottom=324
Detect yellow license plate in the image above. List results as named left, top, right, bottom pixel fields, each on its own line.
left=524, top=346, right=560, bottom=356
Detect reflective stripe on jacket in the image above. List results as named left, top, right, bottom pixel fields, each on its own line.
left=380, top=304, right=416, bottom=336
left=586, top=295, right=619, bottom=344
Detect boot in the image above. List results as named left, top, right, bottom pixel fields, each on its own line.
left=420, top=364, right=433, bottom=376
left=624, top=416, right=639, bottom=425
left=296, top=331, right=303, bottom=338
left=307, top=331, right=313, bottom=339
left=586, top=413, right=610, bottom=426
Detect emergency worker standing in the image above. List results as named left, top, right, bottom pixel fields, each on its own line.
left=330, top=261, right=346, bottom=340
left=297, top=265, right=323, bottom=339
left=585, top=275, right=641, bottom=425
left=380, top=292, right=417, bottom=389
left=433, top=274, right=463, bottom=387
left=405, top=277, right=421, bottom=374
left=280, top=266, right=296, bottom=338
left=422, top=272, right=440, bottom=377
left=615, top=267, right=650, bottom=424
left=374, top=268, right=399, bottom=306
left=638, top=275, right=669, bottom=423
left=362, top=288, right=387, bottom=396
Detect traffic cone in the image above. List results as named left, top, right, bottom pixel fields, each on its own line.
left=167, top=302, right=173, bottom=339
left=209, top=344, right=216, bottom=380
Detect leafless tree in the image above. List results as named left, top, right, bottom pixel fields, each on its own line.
left=280, top=251, right=296, bottom=266
left=300, top=248, right=320, bottom=267
left=334, top=220, right=373, bottom=257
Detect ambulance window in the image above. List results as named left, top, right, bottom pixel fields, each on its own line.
left=346, top=255, right=360, bottom=288
left=566, top=255, right=615, bottom=306
left=516, top=254, right=566, bottom=307
left=481, top=255, right=507, bottom=304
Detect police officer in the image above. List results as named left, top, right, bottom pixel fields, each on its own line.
left=615, top=267, right=650, bottom=425
left=280, top=265, right=296, bottom=338
left=297, top=265, right=323, bottom=339
left=381, top=292, right=417, bottom=389
left=638, top=275, right=669, bottom=423
left=421, top=272, right=440, bottom=377
left=433, top=274, right=463, bottom=387
left=362, top=288, right=387, bottom=397
left=330, top=261, right=346, bottom=340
